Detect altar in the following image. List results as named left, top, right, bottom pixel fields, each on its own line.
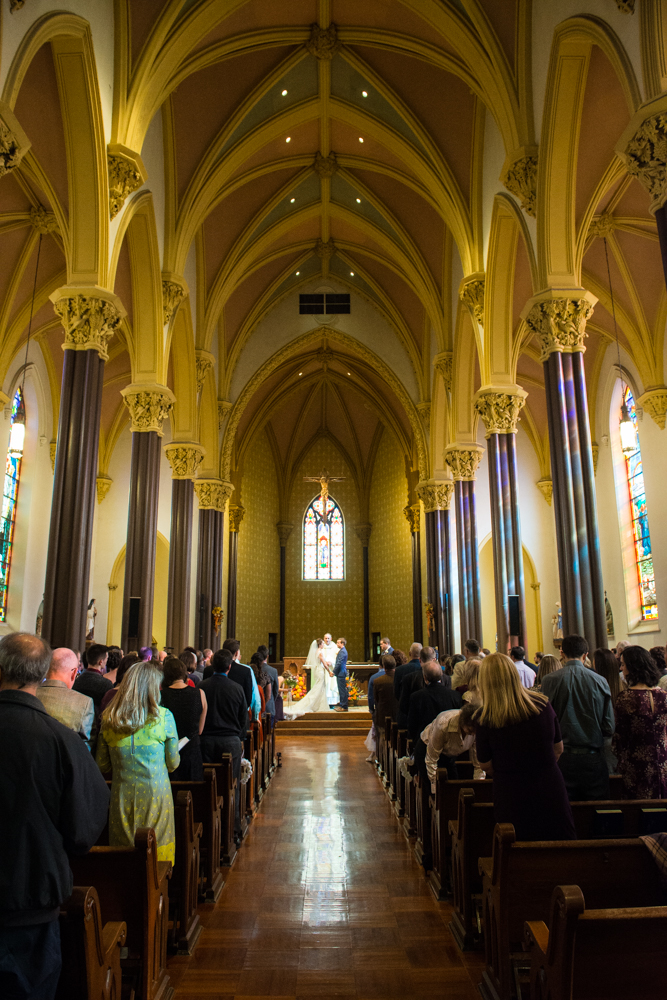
left=282, top=657, right=377, bottom=694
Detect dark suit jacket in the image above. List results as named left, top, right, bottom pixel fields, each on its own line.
left=407, top=683, right=462, bottom=744
left=333, top=647, right=348, bottom=676
left=397, top=670, right=452, bottom=729
left=200, top=673, right=248, bottom=740
left=393, top=659, right=421, bottom=699
left=228, top=661, right=253, bottom=712
left=73, top=669, right=113, bottom=712
left=373, top=673, right=398, bottom=730
left=264, top=665, right=279, bottom=715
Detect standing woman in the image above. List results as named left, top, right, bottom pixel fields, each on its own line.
left=160, top=656, right=207, bottom=780
left=613, top=645, right=667, bottom=799
left=475, top=653, right=575, bottom=841
left=594, top=647, right=625, bottom=774
left=96, top=662, right=180, bottom=863
left=534, top=653, right=562, bottom=692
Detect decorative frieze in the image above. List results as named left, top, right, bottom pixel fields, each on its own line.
left=194, top=479, right=234, bottom=512
left=638, top=387, right=667, bottom=429
left=354, top=522, right=372, bottom=546
left=162, top=276, right=187, bottom=325
left=536, top=478, right=553, bottom=506
left=459, top=273, right=485, bottom=326
left=434, top=352, right=453, bottom=392
left=306, top=22, right=341, bottom=59
left=51, top=288, right=125, bottom=361
left=107, top=144, right=146, bottom=219
left=164, top=443, right=205, bottom=479
left=502, top=154, right=538, bottom=216
left=96, top=476, right=112, bottom=504
left=195, top=351, right=215, bottom=394
left=416, top=481, right=454, bottom=512
left=121, top=384, right=175, bottom=436
left=523, top=296, right=595, bottom=363
left=403, top=502, right=420, bottom=533
left=443, top=445, right=484, bottom=481
left=314, top=151, right=338, bottom=177
left=474, top=388, right=527, bottom=437
left=228, top=503, right=246, bottom=532
left=30, top=206, right=58, bottom=234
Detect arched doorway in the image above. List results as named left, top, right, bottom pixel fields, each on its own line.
left=479, top=537, right=543, bottom=657
left=106, top=533, right=170, bottom=649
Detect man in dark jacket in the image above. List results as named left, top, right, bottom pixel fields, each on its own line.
left=398, top=662, right=451, bottom=730
left=393, top=642, right=423, bottom=705
left=72, top=642, right=112, bottom=713
left=407, top=656, right=462, bottom=745
left=200, top=649, right=248, bottom=838
left=0, top=632, right=110, bottom=1000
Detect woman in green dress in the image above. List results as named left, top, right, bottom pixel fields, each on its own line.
left=96, top=661, right=180, bottom=864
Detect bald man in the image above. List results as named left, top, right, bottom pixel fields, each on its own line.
left=35, top=648, right=95, bottom=750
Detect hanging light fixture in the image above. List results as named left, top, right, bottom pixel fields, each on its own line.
left=8, top=398, right=25, bottom=457
left=603, top=237, right=636, bottom=455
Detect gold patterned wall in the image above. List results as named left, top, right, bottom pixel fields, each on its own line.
left=285, top=438, right=364, bottom=660
left=236, top=429, right=280, bottom=655
left=369, top=430, right=413, bottom=653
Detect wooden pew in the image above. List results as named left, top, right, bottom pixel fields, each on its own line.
left=389, top=722, right=399, bottom=802
left=171, top=768, right=224, bottom=903
left=69, top=828, right=172, bottom=1000
left=402, top=739, right=418, bottom=841
left=205, top=755, right=239, bottom=864
left=242, top=729, right=257, bottom=820
left=524, top=884, right=667, bottom=1000
left=413, top=767, right=432, bottom=871
left=395, top=729, right=408, bottom=819
left=478, top=824, right=665, bottom=1000
left=170, top=790, right=202, bottom=955
left=56, top=887, right=126, bottom=1000
left=252, top=719, right=264, bottom=806
left=429, top=772, right=493, bottom=901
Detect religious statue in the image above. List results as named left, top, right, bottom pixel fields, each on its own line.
left=552, top=602, right=563, bottom=647
left=303, top=469, right=345, bottom=516
left=86, top=598, right=97, bottom=641
left=605, top=591, right=614, bottom=637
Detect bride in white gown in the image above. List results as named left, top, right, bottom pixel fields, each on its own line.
left=285, top=638, right=332, bottom=717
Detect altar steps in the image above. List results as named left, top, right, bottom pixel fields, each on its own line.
left=277, top=710, right=372, bottom=737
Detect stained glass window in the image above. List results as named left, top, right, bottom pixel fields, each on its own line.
left=303, top=494, right=344, bottom=580
left=0, top=388, right=25, bottom=622
left=622, top=386, right=658, bottom=621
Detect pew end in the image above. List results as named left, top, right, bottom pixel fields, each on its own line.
left=56, top=886, right=127, bottom=1000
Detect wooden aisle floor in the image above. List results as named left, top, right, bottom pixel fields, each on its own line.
left=170, top=737, right=485, bottom=999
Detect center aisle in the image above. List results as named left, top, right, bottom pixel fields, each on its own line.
left=170, top=737, right=484, bottom=999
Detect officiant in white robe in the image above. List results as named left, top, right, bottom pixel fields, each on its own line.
left=321, top=634, right=339, bottom=706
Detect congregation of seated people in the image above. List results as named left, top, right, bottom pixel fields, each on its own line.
left=0, top=631, right=281, bottom=1000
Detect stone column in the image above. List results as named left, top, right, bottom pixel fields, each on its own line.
left=474, top=388, right=528, bottom=652
left=355, top=524, right=372, bottom=661
left=404, top=503, right=423, bottom=645
left=226, top=503, right=245, bottom=638
left=523, top=293, right=607, bottom=648
left=194, top=480, right=234, bottom=651
left=276, top=522, right=293, bottom=660
left=164, top=443, right=204, bottom=654
left=42, top=289, right=125, bottom=650
left=444, top=445, right=484, bottom=647
left=119, top=385, right=174, bottom=652
left=416, top=482, right=454, bottom=655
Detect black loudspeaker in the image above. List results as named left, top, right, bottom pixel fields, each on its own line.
left=128, top=597, right=141, bottom=639
left=508, top=595, right=520, bottom=638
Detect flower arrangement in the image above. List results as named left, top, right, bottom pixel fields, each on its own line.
left=290, top=673, right=307, bottom=701
left=346, top=672, right=364, bottom=705
left=211, top=605, right=224, bottom=635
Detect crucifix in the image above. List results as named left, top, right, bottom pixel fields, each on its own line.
left=304, top=468, right=345, bottom=519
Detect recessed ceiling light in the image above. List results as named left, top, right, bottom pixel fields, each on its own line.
left=299, top=372, right=303, bottom=376
left=347, top=372, right=351, bottom=375
left=295, top=271, right=300, bottom=275
left=362, top=91, right=368, bottom=97
left=282, top=89, right=288, bottom=96
left=286, top=136, right=291, bottom=143
left=290, top=197, right=295, bottom=203
left=358, top=137, right=364, bottom=143
left=350, top=271, right=355, bottom=276
left=356, top=198, right=361, bottom=203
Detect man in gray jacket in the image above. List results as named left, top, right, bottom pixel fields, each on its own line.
left=36, top=647, right=95, bottom=750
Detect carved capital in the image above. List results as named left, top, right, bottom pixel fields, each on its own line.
left=306, top=23, right=341, bottom=59
left=536, top=478, right=553, bottom=506
left=49, top=440, right=56, bottom=472
left=502, top=152, right=538, bottom=216
left=96, top=476, right=112, bottom=504
left=638, top=386, right=667, bottom=429
left=218, top=399, right=232, bottom=429
left=314, top=151, right=338, bottom=177
left=276, top=521, right=294, bottom=546
left=228, top=503, right=246, bottom=532
left=416, top=481, right=454, bottom=512
left=195, top=350, right=215, bottom=394
left=162, top=273, right=187, bottom=325
left=51, top=287, right=125, bottom=361
left=121, top=384, right=175, bottom=436
left=163, top=443, right=205, bottom=480
left=315, top=237, right=335, bottom=260
left=403, top=502, right=420, bottom=533
left=0, top=100, right=30, bottom=177
left=434, top=352, right=453, bottom=392
left=443, top=444, right=484, bottom=481
left=417, top=401, right=431, bottom=422
left=615, top=1, right=635, bottom=12
left=474, top=387, right=527, bottom=436
left=592, top=442, right=599, bottom=476
left=10, top=1, right=28, bottom=11
left=107, top=144, right=147, bottom=219
left=354, top=522, right=372, bottom=546
left=194, top=479, right=234, bottom=512
left=588, top=213, right=615, bottom=239
left=622, top=112, right=667, bottom=212
left=30, top=206, right=58, bottom=234
left=459, top=272, right=485, bottom=326
left=522, top=292, right=596, bottom=363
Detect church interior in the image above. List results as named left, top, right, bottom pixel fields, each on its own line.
left=2, top=1, right=667, bottom=999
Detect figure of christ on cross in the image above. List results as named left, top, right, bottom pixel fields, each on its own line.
left=303, top=469, right=345, bottom=519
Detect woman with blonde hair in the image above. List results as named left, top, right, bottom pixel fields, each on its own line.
left=475, top=653, right=575, bottom=841
left=96, top=662, right=180, bottom=863
left=534, top=653, right=561, bottom=691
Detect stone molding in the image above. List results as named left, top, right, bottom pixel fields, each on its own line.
left=459, top=272, right=485, bottom=326
left=30, top=206, right=58, bottom=234
left=0, top=100, right=30, bottom=177
left=49, top=441, right=56, bottom=472
left=306, top=23, right=341, bottom=59
left=96, top=476, right=112, bottom=504
left=502, top=152, right=538, bottom=216
left=434, top=352, right=453, bottom=391
left=276, top=521, right=294, bottom=545
left=218, top=399, right=232, bottom=429
left=228, top=503, right=246, bottom=532
left=417, top=401, right=431, bottom=422
left=162, top=273, right=188, bottom=325
left=536, top=478, right=553, bottom=506
left=588, top=213, right=615, bottom=239
left=522, top=291, right=597, bottom=363
left=50, top=287, right=126, bottom=361
left=621, top=112, right=667, bottom=212
left=592, top=442, right=599, bottom=475
left=638, top=387, right=667, bottom=429
left=443, top=444, right=484, bottom=480
left=163, top=443, right=205, bottom=479
left=107, top=144, right=147, bottom=219
left=416, top=481, right=454, bottom=512
left=315, top=237, right=336, bottom=260
left=474, top=387, right=527, bottom=436
left=403, top=502, right=420, bottom=533
left=195, top=350, right=215, bottom=394
left=194, top=479, right=234, bottom=512
left=314, top=151, right=338, bottom=177
left=354, top=523, right=372, bottom=546
left=121, top=384, right=175, bottom=436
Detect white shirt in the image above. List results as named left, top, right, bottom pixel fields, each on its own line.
left=513, top=660, right=535, bottom=688
left=421, top=709, right=482, bottom=792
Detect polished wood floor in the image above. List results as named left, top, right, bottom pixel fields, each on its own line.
left=170, top=737, right=484, bottom=999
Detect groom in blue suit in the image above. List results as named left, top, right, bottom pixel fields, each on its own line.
left=333, top=638, right=349, bottom=712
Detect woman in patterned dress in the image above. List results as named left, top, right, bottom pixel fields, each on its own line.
left=96, top=661, right=180, bottom=864
left=613, top=645, right=667, bottom=799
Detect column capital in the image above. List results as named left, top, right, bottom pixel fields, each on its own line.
left=434, top=352, right=453, bottom=392
left=107, top=143, right=147, bottom=219
left=474, top=386, right=527, bottom=437
left=416, top=480, right=454, bottom=512
left=638, top=386, right=667, bottom=429
left=163, top=442, right=205, bottom=479
left=443, top=444, right=484, bottom=480
left=0, top=99, right=30, bottom=177
left=501, top=147, right=538, bottom=217
left=618, top=108, right=667, bottom=212
left=354, top=522, right=372, bottom=546
left=51, top=286, right=126, bottom=361
left=121, top=383, right=175, bottom=436
left=403, top=502, right=420, bottom=533
left=194, top=478, right=234, bottom=512
left=195, top=350, right=215, bottom=393
left=536, top=478, right=553, bottom=506
left=161, top=272, right=188, bottom=325
left=96, top=476, right=112, bottom=504
left=276, top=521, right=294, bottom=545
left=522, top=290, right=597, bottom=362
left=228, top=503, right=246, bottom=532
left=459, top=272, right=485, bottom=326
left=218, top=399, right=232, bottom=429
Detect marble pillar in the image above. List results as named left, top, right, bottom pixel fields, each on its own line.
left=164, top=443, right=204, bottom=653
left=444, top=445, right=484, bottom=647
left=355, top=524, right=372, bottom=661
left=194, top=480, right=233, bottom=651
left=276, top=522, right=293, bottom=660
left=226, top=503, right=245, bottom=638
left=404, top=503, right=423, bottom=645
left=416, top=483, right=454, bottom=655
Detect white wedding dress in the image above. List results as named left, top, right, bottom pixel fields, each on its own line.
left=285, top=640, right=332, bottom=717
